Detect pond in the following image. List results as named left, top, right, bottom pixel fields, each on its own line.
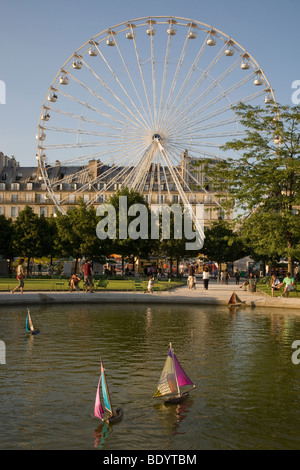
left=0, top=303, right=300, bottom=450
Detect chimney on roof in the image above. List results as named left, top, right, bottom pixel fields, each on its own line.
left=88, top=159, right=100, bottom=180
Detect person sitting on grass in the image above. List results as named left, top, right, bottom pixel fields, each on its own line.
left=270, top=274, right=281, bottom=297
left=70, top=274, right=81, bottom=292
left=278, top=272, right=295, bottom=298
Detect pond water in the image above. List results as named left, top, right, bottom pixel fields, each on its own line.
left=0, top=303, right=300, bottom=450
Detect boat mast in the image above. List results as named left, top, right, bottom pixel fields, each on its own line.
left=101, top=358, right=113, bottom=416
left=169, top=343, right=181, bottom=397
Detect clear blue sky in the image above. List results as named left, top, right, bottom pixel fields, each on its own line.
left=1, top=0, right=299, bottom=166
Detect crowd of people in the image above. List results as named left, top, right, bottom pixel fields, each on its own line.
left=8, top=257, right=298, bottom=299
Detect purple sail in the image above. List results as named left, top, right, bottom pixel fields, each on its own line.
left=168, top=348, right=193, bottom=387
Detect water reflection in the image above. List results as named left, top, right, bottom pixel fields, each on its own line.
left=154, top=398, right=193, bottom=436
left=93, top=421, right=112, bottom=449
left=1, top=304, right=300, bottom=450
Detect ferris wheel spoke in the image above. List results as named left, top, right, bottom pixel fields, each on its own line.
left=162, top=41, right=227, bottom=126
left=158, top=151, right=172, bottom=202
left=66, top=71, right=146, bottom=132
left=90, top=42, right=152, bottom=131
left=150, top=30, right=158, bottom=128
left=164, top=141, right=222, bottom=207
left=59, top=141, right=150, bottom=204
left=157, top=32, right=172, bottom=128
left=72, top=57, right=147, bottom=130
left=158, top=142, right=205, bottom=238
left=114, top=34, right=153, bottom=130
left=161, top=33, right=208, bottom=127
left=131, top=34, right=155, bottom=128
left=44, top=125, right=128, bottom=139
left=48, top=106, right=131, bottom=133
left=175, top=130, right=248, bottom=140
left=166, top=72, right=255, bottom=134
left=165, top=54, right=243, bottom=131
left=160, top=29, right=191, bottom=125
left=172, top=88, right=266, bottom=136
left=56, top=89, right=141, bottom=130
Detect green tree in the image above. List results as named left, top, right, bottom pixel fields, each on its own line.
left=206, top=103, right=300, bottom=273
left=105, top=187, right=154, bottom=272
left=202, top=220, right=246, bottom=274
left=12, top=206, right=46, bottom=271
left=0, top=215, right=15, bottom=272
left=158, top=206, right=200, bottom=275
left=55, top=199, right=108, bottom=272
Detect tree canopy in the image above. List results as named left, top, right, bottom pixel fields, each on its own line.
left=204, top=103, right=300, bottom=271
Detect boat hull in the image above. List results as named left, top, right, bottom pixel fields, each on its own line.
left=164, top=391, right=189, bottom=404
left=107, top=407, right=123, bottom=424
left=27, top=329, right=40, bottom=335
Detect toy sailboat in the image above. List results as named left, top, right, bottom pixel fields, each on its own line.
left=94, top=358, right=123, bottom=424
left=153, top=343, right=196, bottom=404
left=26, top=309, right=40, bottom=335
left=228, top=291, right=243, bottom=308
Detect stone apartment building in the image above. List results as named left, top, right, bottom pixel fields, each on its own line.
left=0, top=151, right=229, bottom=226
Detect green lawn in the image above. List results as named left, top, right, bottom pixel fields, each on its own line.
left=256, top=278, right=300, bottom=298
left=0, top=277, right=185, bottom=293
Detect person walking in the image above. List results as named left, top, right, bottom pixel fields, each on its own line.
left=234, top=269, right=241, bottom=285
left=146, top=275, right=154, bottom=294
left=203, top=267, right=210, bottom=290
left=224, top=269, right=230, bottom=285
left=82, top=259, right=94, bottom=293
left=11, top=258, right=25, bottom=294
left=188, top=264, right=195, bottom=290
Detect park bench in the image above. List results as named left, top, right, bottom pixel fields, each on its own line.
left=52, top=281, right=66, bottom=291
left=96, top=279, right=109, bottom=292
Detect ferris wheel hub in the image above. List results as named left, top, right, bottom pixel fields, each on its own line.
left=152, top=134, right=161, bottom=142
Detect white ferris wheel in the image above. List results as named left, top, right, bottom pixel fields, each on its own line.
left=36, top=16, right=275, bottom=227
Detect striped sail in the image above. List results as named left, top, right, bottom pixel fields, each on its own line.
left=26, top=311, right=34, bottom=332
left=94, top=359, right=113, bottom=420
left=153, top=346, right=193, bottom=397
left=94, top=374, right=104, bottom=420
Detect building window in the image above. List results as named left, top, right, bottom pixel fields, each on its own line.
left=10, top=207, right=18, bottom=218
left=11, top=183, right=19, bottom=190
left=83, top=194, right=89, bottom=203
left=157, top=195, right=166, bottom=204
left=11, top=194, right=18, bottom=203
left=97, top=195, right=104, bottom=203
left=40, top=207, right=48, bottom=217
left=0, top=207, right=5, bottom=216
left=25, top=193, right=33, bottom=202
